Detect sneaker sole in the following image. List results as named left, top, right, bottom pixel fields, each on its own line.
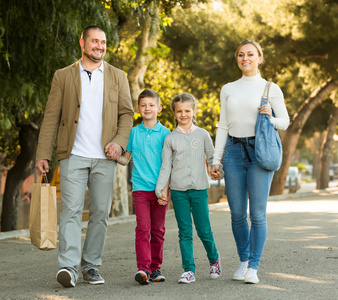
left=84, top=279, right=105, bottom=285
left=135, top=273, right=149, bottom=285
left=178, top=279, right=195, bottom=284
left=244, top=278, right=259, bottom=284
left=233, top=275, right=245, bottom=281
left=150, top=277, right=165, bottom=282
left=210, top=274, right=221, bottom=279
left=56, top=270, right=75, bottom=288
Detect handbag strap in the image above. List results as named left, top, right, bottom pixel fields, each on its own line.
left=261, top=81, right=272, bottom=103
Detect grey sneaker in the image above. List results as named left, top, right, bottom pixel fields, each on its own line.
left=83, top=269, right=105, bottom=285
left=56, top=268, right=76, bottom=288
left=150, top=269, right=165, bottom=282
left=135, top=270, right=150, bottom=285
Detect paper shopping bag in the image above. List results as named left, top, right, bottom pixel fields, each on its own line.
left=29, top=179, right=57, bottom=251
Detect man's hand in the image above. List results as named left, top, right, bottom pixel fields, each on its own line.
left=35, top=160, right=49, bottom=176
left=105, top=142, right=123, bottom=161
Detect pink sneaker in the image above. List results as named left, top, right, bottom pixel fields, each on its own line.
left=178, top=271, right=196, bottom=284
left=210, top=252, right=222, bottom=279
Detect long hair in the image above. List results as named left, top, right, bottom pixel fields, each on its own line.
left=171, top=93, right=197, bottom=126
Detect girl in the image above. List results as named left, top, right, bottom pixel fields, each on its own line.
left=155, top=93, right=221, bottom=284
left=211, top=40, right=289, bottom=284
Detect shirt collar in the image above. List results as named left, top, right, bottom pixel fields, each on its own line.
left=139, top=121, right=161, bottom=132
left=79, top=60, right=104, bottom=73
left=176, top=123, right=197, bottom=134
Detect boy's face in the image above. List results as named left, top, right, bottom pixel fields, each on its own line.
left=138, top=97, right=162, bottom=121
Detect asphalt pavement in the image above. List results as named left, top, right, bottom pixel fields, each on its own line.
left=0, top=188, right=337, bottom=300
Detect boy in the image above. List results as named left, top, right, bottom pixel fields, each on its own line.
left=118, top=89, right=170, bottom=285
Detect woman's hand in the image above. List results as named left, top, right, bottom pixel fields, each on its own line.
left=258, top=104, right=272, bottom=119
left=211, top=164, right=223, bottom=180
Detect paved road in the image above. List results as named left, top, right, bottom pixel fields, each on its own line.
left=0, top=190, right=337, bottom=300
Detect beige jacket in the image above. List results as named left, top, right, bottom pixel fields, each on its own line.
left=36, top=60, right=134, bottom=161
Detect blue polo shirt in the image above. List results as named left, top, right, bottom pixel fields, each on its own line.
left=126, top=121, right=170, bottom=192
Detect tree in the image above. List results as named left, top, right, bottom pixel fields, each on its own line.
left=270, top=78, right=338, bottom=195
left=0, top=0, right=111, bottom=231
left=317, top=102, right=338, bottom=189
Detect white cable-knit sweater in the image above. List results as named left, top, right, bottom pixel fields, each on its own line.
left=213, top=74, right=290, bottom=165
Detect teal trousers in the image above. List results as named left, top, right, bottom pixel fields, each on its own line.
left=171, top=189, right=218, bottom=273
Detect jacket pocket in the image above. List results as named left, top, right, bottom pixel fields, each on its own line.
left=109, top=85, right=118, bottom=102
left=56, top=119, right=68, bottom=153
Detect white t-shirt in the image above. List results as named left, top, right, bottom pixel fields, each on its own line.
left=71, top=62, right=106, bottom=159
left=213, top=74, right=290, bottom=165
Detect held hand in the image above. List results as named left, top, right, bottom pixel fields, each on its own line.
left=258, top=104, right=272, bottom=119
left=35, top=160, right=49, bottom=176
left=158, top=197, right=168, bottom=206
left=210, top=165, right=224, bottom=180
left=157, top=189, right=168, bottom=206
left=105, top=142, right=123, bottom=161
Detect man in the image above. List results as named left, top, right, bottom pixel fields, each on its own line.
left=35, top=26, right=134, bottom=288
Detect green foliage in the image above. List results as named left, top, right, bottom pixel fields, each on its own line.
left=0, top=0, right=112, bottom=164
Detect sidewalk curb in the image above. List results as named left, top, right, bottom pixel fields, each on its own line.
left=1, top=188, right=337, bottom=241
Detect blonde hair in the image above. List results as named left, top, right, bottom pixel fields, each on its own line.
left=235, top=39, right=265, bottom=65
left=171, top=93, right=197, bottom=125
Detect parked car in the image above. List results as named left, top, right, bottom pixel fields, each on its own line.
left=330, top=165, right=338, bottom=180
left=329, top=168, right=334, bottom=181
left=285, top=166, right=301, bottom=191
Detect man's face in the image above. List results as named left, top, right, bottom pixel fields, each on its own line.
left=80, top=29, right=106, bottom=63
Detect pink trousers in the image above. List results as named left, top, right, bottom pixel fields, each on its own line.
left=132, top=190, right=168, bottom=273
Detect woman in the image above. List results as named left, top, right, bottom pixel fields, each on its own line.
left=211, top=40, right=289, bottom=284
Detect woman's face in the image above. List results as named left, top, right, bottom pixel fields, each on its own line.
left=236, top=43, right=263, bottom=77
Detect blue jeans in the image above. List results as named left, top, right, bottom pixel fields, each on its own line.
left=223, top=136, right=274, bottom=270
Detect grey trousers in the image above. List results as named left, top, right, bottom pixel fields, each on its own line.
left=58, top=154, right=116, bottom=281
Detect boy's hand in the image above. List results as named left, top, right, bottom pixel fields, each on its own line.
left=158, top=197, right=168, bottom=206
left=157, top=188, right=168, bottom=206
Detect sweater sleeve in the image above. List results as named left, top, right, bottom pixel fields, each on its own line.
left=155, top=136, right=173, bottom=198
left=204, top=130, right=215, bottom=167
left=213, top=85, right=229, bottom=165
left=269, top=83, right=290, bottom=130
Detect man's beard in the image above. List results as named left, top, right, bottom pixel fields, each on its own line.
left=83, top=50, right=103, bottom=63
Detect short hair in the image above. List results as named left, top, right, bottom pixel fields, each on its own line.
left=171, top=92, right=197, bottom=125
left=235, top=39, right=264, bottom=64
left=81, top=26, right=105, bottom=41
left=138, top=89, right=161, bottom=106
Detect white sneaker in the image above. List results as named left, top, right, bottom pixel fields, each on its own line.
left=244, top=268, right=259, bottom=284
left=210, top=252, right=222, bottom=279
left=233, top=261, right=249, bottom=281
left=178, top=271, right=196, bottom=284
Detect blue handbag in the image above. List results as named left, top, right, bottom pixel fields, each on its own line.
left=255, top=82, right=283, bottom=171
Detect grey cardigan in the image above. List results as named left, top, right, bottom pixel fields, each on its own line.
left=155, top=127, right=214, bottom=197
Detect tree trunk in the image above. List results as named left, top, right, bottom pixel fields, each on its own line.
left=270, top=78, right=338, bottom=195
left=1, top=123, right=39, bottom=231
left=317, top=105, right=338, bottom=189
left=111, top=3, right=161, bottom=217
left=128, top=3, right=160, bottom=109
left=111, top=164, right=129, bottom=217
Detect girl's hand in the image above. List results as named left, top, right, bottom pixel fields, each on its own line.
left=258, top=104, right=272, bottom=119
left=211, top=165, right=223, bottom=180
left=158, top=197, right=168, bottom=206
left=158, top=188, right=168, bottom=206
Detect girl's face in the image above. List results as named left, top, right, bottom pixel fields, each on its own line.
left=174, top=102, right=196, bottom=129
left=236, top=43, right=263, bottom=77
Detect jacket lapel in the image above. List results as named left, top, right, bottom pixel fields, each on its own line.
left=71, top=60, right=82, bottom=104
